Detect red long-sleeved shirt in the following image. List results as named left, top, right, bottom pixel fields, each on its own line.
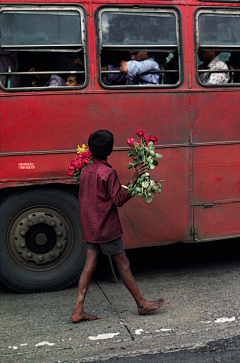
left=78, top=158, right=131, bottom=243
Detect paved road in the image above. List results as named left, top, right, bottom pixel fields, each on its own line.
left=1, top=240, right=240, bottom=363
left=89, top=335, right=240, bottom=363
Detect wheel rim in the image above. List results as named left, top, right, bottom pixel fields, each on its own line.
left=8, top=206, right=74, bottom=271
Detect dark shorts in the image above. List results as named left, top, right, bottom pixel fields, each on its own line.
left=86, top=237, right=125, bottom=256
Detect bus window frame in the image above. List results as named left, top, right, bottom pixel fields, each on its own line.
left=195, top=7, right=240, bottom=88
left=0, top=5, right=89, bottom=92
left=95, top=5, right=183, bottom=90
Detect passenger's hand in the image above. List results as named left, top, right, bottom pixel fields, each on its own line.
left=119, top=60, right=128, bottom=73
left=29, top=67, right=35, bottom=72
left=74, top=58, right=84, bottom=68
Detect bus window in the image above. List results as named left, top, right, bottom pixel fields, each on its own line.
left=0, top=6, right=87, bottom=91
left=196, top=10, right=240, bottom=86
left=97, top=8, right=181, bottom=88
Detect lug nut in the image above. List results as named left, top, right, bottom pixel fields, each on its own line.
left=50, top=221, right=56, bottom=227
left=20, top=231, right=26, bottom=236
left=20, top=242, right=26, bottom=248
left=27, top=252, right=32, bottom=258
left=28, top=221, right=33, bottom=227
left=39, top=217, right=45, bottom=223
left=50, top=252, right=55, bottom=258
left=38, top=256, right=43, bottom=262
left=57, top=231, right=62, bottom=237
left=56, top=242, right=62, bottom=249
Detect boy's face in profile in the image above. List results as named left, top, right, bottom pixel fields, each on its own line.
left=65, top=76, right=81, bottom=87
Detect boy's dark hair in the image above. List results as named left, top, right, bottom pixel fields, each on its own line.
left=69, top=74, right=84, bottom=85
left=88, top=130, right=113, bottom=160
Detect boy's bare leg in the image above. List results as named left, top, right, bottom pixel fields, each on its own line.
left=71, top=249, right=100, bottom=323
left=112, top=252, right=164, bottom=314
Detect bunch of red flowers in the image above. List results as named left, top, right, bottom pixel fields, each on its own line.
left=127, top=130, right=158, bottom=148
left=124, top=130, right=163, bottom=203
left=67, top=144, right=92, bottom=182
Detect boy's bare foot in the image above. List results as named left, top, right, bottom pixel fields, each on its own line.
left=138, top=298, right=164, bottom=315
left=71, top=311, right=100, bottom=323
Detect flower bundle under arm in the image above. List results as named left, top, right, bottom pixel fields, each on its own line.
left=67, top=144, right=92, bottom=182
left=124, top=130, right=164, bottom=203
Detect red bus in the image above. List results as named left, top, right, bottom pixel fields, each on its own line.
left=0, top=0, right=239, bottom=293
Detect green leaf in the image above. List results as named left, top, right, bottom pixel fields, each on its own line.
left=153, top=160, right=158, bottom=166
left=150, top=164, right=155, bottom=169
left=126, top=163, right=134, bottom=169
left=141, top=181, right=149, bottom=188
left=146, top=197, right=153, bottom=203
left=156, top=153, right=163, bottom=158
left=131, top=190, right=137, bottom=197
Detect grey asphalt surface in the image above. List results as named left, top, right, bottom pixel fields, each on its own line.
left=1, top=240, right=240, bottom=363
left=88, top=335, right=240, bottom=363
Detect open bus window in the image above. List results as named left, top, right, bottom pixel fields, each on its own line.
left=0, top=6, right=87, bottom=91
left=196, top=10, right=240, bottom=86
left=97, top=8, right=181, bottom=88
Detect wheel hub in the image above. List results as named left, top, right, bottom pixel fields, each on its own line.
left=8, top=207, right=74, bottom=271
left=35, top=233, right=47, bottom=246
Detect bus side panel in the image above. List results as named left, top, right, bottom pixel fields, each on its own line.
left=0, top=153, right=74, bottom=183
left=111, top=147, right=191, bottom=247
left=192, top=91, right=240, bottom=144
left=193, top=144, right=240, bottom=203
left=0, top=92, right=189, bottom=155
left=192, top=144, right=240, bottom=241
left=194, top=203, right=240, bottom=242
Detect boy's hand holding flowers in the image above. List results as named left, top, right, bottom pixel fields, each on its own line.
left=130, top=161, right=148, bottom=186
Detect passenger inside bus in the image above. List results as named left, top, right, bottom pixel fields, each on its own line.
left=101, top=50, right=179, bottom=86
left=15, top=52, right=85, bottom=88
left=102, top=51, right=161, bottom=85
left=51, top=52, right=85, bottom=82
left=159, top=52, right=179, bottom=85
left=198, top=49, right=229, bottom=84
left=228, top=53, right=240, bottom=84
left=29, top=61, right=65, bottom=87
left=120, top=51, right=160, bottom=85
left=65, top=75, right=83, bottom=87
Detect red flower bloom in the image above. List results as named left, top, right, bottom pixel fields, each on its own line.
left=82, top=158, right=91, bottom=165
left=127, top=137, right=135, bottom=147
left=135, top=130, right=146, bottom=137
left=148, top=135, right=158, bottom=142
left=142, top=135, right=148, bottom=145
left=68, top=164, right=75, bottom=171
left=135, top=141, right=141, bottom=146
left=79, top=151, right=89, bottom=159
left=67, top=171, right=74, bottom=177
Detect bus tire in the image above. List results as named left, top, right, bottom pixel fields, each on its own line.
left=0, top=188, right=85, bottom=293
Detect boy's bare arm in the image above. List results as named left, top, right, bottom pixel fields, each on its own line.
left=129, top=162, right=148, bottom=186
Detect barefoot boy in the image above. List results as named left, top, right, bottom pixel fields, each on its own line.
left=71, top=130, right=164, bottom=322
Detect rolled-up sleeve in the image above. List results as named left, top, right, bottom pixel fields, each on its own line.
left=107, top=170, right=131, bottom=207
left=127, top=60, right=152, bottom=79
left=126, top=59, right=160, bottom=85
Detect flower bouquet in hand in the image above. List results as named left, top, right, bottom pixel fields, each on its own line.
left=67, top=144, right=92, bottom=182
left=123, top=130, right=164, bottom=203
